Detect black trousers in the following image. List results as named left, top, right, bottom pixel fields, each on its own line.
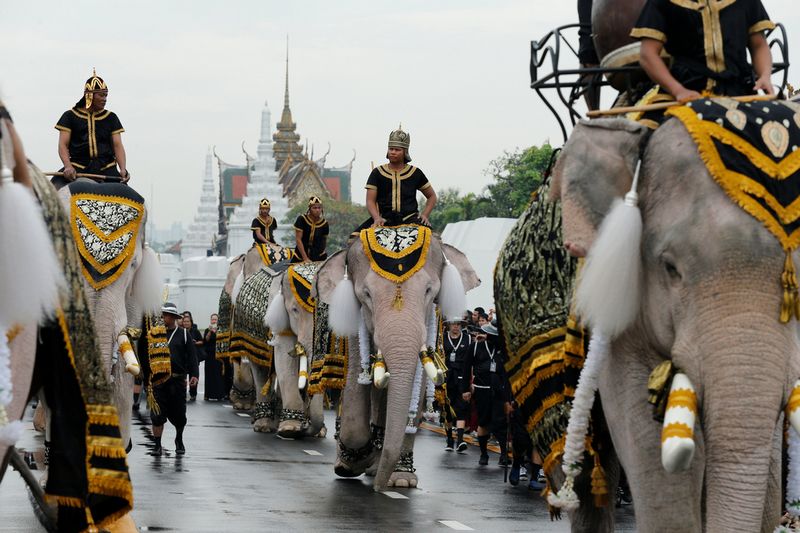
left=151, top=378, right=187, bottom=428
left=473, top=386, right=508, bottom=438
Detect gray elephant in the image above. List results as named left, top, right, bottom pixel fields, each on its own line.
left=315, top=225, right=479, bottom=490
left=57, top=178, right=162, bottom=447
left=550, top=99, right=800, bottom=532
left=224, top=244, right=323, bottom=437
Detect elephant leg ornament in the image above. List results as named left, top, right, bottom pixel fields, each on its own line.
left=660, top=373, right=697, bottom=473
left=116, top=333, right=140, bottom=377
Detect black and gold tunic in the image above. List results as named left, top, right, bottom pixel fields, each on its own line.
left=365, top=164, right=431, bottom=223
left=251, top=216, right=277, bottom=244
left=631, top=0, right=774, bottom=96
left=292, top=214, right=329, bottom=262
left=55, top=107, right=125, bottom=175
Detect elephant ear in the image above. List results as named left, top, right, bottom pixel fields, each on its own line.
left=313, top=249, right=347, bottom=304
left=551, top=118, right=649, bottom=254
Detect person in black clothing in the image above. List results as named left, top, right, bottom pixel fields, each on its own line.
left=203, top=313, right=226, bottom=401
left=252, top=198, right=278, bottom=245
left=292, top=196, right=329, bottom=262
left=632, top=0, right=774, bottom=100
left=151, top=303, right=199, bottom=456
left=182, top=311, right=204, bottom=402
left=461, top=321, right=512, bottom=466
left=53, top=69, right=129, bottom=189
left=442, top=317, right=471, bottom=453
left=356, top=126, right=437, bottom=232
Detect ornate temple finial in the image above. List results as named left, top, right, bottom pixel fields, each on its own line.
left=284, top=35, right=290, bottom=110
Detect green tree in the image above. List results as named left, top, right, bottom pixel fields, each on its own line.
left=283, top=199, right=368, bottom=254
left=483, top=143, right=554, bottom=218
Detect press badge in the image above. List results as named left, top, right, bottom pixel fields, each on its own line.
left=450, top=352, right=456, bottom=362
left=490, top=361, right=497, bottom=373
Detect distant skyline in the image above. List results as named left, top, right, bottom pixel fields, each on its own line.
left=2, top=0, right=798, bottom=227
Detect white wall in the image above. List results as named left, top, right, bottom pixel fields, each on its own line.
left=178, top=256, right=230, bottom=329
left=440, top=217, right=517, bottom=311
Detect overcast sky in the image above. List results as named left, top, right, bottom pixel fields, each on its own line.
left=2, top=0, right=798, bottom=228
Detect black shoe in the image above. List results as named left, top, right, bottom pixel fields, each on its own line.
left=617, top=486, right=632, bottom=506
left=445, top=438, right=454, bottom=451
left=456, top=441, right=468, bottom=453
left=509, top=463, right=521, bottom=486
left=188, top=396, right=197, bottom=403
left=498, top=455, right=510, bottom=467
left=478, top=453, right=489, bottom=466
left=152, top=444, right=163, bottom=456
left=175, top=440, right=186, bottom=455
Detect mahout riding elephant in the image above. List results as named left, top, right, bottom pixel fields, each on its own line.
left=550, top=100, right=800, bottom=532
left=222, top=243, right=322, bottom=436
left=315, top=225, right=479, bottom=490
left=56, top=177, right=163, bottom=448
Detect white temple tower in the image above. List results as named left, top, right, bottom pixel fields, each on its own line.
left=226, top=100, right=292, bottom=256
left=181, top=148, right=219, bottom=260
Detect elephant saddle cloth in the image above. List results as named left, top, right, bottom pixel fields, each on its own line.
left=667, top=99, right=800, bottom=321
left=67, top=181, right=144, bottom=290
left=288, top=262, right=317, bottom=313
left=308, top=299, right=348, bottom=395
left=359, top=224, right=432, bottom=283
left=229, top=268, right=275, bottom=368
left=255, top=242, right=294, bottom=266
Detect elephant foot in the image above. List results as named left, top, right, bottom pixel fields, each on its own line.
left=253, top=418, right=276, bottom=433
left=277, top=419, right=304, bottom=439
left=387, top=471, right=418, bottom=488
left=334, top=440, right=375, bottom=478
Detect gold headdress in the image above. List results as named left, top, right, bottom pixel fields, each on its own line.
left=83, top=68, right=107, bottom=109
left=308, top=196, right=322, bottom=207
left=388, top=124, right=411, bottom=162
left=259, top=198, right=271, bottom=208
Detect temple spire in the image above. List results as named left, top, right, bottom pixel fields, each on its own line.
left=284, top=36, right=290, bottom=110
left=273, top=34, right=303, bottom=172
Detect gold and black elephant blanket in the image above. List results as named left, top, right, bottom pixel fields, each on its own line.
left=228, top=268, right=275, bottom=368
left=67, top=180, right=145, bottom=291
left=31, top=169, right=133, bottom=531
left=494, top=180, right=587, bottom=471
left=667, top=98, right=800, bottom=321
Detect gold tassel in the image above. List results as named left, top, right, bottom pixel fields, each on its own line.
left=393, top=283, right=403, bottom=310
left=781, top=251, right=800, bottom=323
left=590, top=453, right=609, bottom=508
left=147, top=388, right=160, bottom=415
left=85, top=507, right=99, bottom=533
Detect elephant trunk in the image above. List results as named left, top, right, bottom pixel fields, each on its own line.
left=372, top=328, right=425, bottom=491
left=372, top=359, right=415, bottom=491
left=695, top=312, right=791, bottom=531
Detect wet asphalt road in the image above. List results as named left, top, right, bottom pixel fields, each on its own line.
left=1, top=383, right=636, bottom=532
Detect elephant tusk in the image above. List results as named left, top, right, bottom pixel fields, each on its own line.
left=373, top=350, right=389, bottom=389
left=661, top=372, right=696, bottom=473
left=787, top=379, right=800, bottom=435
left=298, top=353, right=308, bottom=390
left=420, top=346, right=444, bottom=386
left=117, top=334, right=140, bottom=376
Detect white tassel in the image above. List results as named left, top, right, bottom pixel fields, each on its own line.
left=438, top=254, right=467, bottom=321
left=329, top=268, right=360, bottom=337
left=231, top=269, right=244, bottom=303
left=264, top=284, right=289, bottom=332
left=575, top=161, right=643, bottom=339
left=357, top=309, right=372, bottom=385
left=131, top=246, right=164, bottom=315
left=548, top=331, right=610, bottom=511
left=406, top=359, right=424, bottom=434
left=0, top=180, right=63, bottom=327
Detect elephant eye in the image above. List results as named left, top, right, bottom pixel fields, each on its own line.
left=663, top=258, right=681, bottom=281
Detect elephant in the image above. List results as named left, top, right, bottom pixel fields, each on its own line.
left=315, top=226, right=479, bottom=490
left=56, top=178, right=162, bottom=448
left=222, top=244, right=323, bottom=437
left=549, top=107, right=800, bottom=532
